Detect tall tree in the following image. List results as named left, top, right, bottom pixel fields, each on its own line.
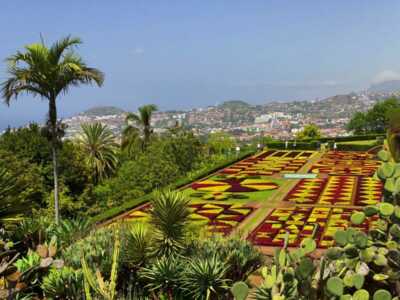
left=78, top=123, right=118, bottom=183
left=296, top=123, right=322, bottom=140
left=1, top=36, right=104, bottom=223
left=125, top=104, right=158, bottom=150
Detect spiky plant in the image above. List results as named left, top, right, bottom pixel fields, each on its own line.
left=139, top=255, right=184, bottom=299
left=41, top=266, right=83, bottom=299
left=0, top=164, right=28, bottom=226
left=181, top=254, right=229, bottom=300
left=50, top=218, right=92, bottom=249
left=121, top=223, right=151, bottom=269
left=149, top=190, right=190, bottom=256
left=78, top=123, right=118, bottom=183
left=81, top=229, right=120, bottom=300
left=1, top=36, right=104, bottom=224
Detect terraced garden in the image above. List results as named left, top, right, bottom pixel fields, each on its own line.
left=118, top=149, right=383, bottom=251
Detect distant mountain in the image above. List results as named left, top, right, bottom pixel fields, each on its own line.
left=219, top=100, right=251, bottom=110
left=368, top=80, right=400, bottom=93
left=81, top=106, right=125, bottom=116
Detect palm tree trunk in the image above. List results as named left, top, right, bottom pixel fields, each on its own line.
left=49, top=98, right=60, bottom=224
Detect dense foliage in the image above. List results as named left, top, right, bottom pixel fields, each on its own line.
left=347, top=97, right=400, bottom=135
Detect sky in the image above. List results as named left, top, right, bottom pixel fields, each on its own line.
left=1, top=0, right=400, bottom=129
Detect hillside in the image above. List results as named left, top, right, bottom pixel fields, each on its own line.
left=368, top=80, right=400, bottom=93
left=81, top=106, right=125, bottom=116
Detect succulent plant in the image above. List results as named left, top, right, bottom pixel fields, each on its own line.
left=230, top=281, right=249, bottom=300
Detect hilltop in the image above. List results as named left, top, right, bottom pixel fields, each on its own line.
left=80, top=106, right=125, bottom=116
left=368, top=80, right=400, bottom=93
left=219, top=100, right=251, bottom=110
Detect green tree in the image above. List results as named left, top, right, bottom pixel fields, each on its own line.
left=0, top=150, right=45, bottom=225
left=125, top=104, right=157, bottom=150
left=207, top=131, right=235, bottom=155
left=158, top=127, right=203, bottom=174
left=296, top=123, right=322, bottom=140
left=121, top=126, right=141, bottom=159
left=1, top=36, right=104, bottom=223
left=347, top=97, right=400, bottom=134
left=125, top=104, right=158, bottom=150
left=95, top=146, right=180, bottom=208
left=346, top=112, right=368, bottom=135
left=78, top=123, right=118, bottom=183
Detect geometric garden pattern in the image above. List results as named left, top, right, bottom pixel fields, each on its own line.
left=283, top=176, right=383, bottom=206
left=123, top=202, right=253, bottom=236
left=120, top=149, right=384, bottom=249
left=250, top=150, right=383, bottom=248
left=248, top=206, right=378, bottom=248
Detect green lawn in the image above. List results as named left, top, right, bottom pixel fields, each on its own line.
left=182, top=177, right=284, bottom=205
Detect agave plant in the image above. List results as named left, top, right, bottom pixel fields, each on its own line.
left=50, top=218, right=92, bottom=249
left=139, top=255, right=184, bottom=299
left=196, top=237, right=263, bottom=283
left=121, top=223, right=151, bottom=269
left=181, top=254, right=229, bottom=300
left=41, top=266, right=83, bottom=299
left=149, top=190, right=190, bottom=257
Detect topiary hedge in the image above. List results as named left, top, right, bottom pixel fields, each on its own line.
left=90, top=150, right=255, bottom=225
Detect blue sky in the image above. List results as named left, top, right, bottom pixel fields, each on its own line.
left=1, top=0, right=400, bottom=129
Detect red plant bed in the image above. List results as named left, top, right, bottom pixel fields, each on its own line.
left=283, top=178, right=327, bottom=204
left=248, top=206, right=377, bottom=248
left=191, top=177, right=279, bottom=193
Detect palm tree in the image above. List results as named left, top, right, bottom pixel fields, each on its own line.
left=121, top=125, right=141, bottom=158
left=125, top=104, right=158, bottom=150
left=1, top=36, right=104, bottom=223
left=78, top=123, right=118, bottom=182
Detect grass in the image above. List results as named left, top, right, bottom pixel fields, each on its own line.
left=337, top=140, right=377, bottom=145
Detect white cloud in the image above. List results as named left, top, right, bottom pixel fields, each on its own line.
left=372, top=70, right=400, bottom=84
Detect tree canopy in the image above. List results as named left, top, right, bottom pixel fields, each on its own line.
left=347, top=97, right=400, bottom=134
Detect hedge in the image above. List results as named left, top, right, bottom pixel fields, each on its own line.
left=265, top=141, right=319, bottom=150
left=266, top=138, right=383, bottom=151
left=298, top=134, right=385, bottom=143
left=90, top=150, right=255, bottom=225
left=336, top=142, right=380, bottom=152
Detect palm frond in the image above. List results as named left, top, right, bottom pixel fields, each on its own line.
left=49, top=35, right=82, bottom=63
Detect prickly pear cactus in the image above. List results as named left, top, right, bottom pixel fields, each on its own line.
left=387, top=108, right=400, bottom=163
left=376, top=149, right=400, bottom=205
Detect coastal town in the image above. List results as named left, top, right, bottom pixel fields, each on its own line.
left=63, top=89, right=399, bottom=141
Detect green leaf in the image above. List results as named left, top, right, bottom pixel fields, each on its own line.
left=373, top=289, right=392, bottom=300
left=326, top=277, right=344, bottom=296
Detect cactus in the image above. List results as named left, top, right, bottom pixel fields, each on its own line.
left=351, top=211, right=366, bottom=225
left=326, top=277, right=344, bottom=296
left=373, top=289, right=392, bottom=300
left=334, top=230, right=348, bottom=246
left=81, top=230, right=120, bottom=300
left=378, top=150, right=391, bottom=162
left=352, top=274, right=364, bottom=290
left=353, top=289, right=370, bottom=300
left=379, top=203, right=395, bottom=216
left=230, top=281, right=249, bottom=300
left=299, top=238, right=316, bottom=254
